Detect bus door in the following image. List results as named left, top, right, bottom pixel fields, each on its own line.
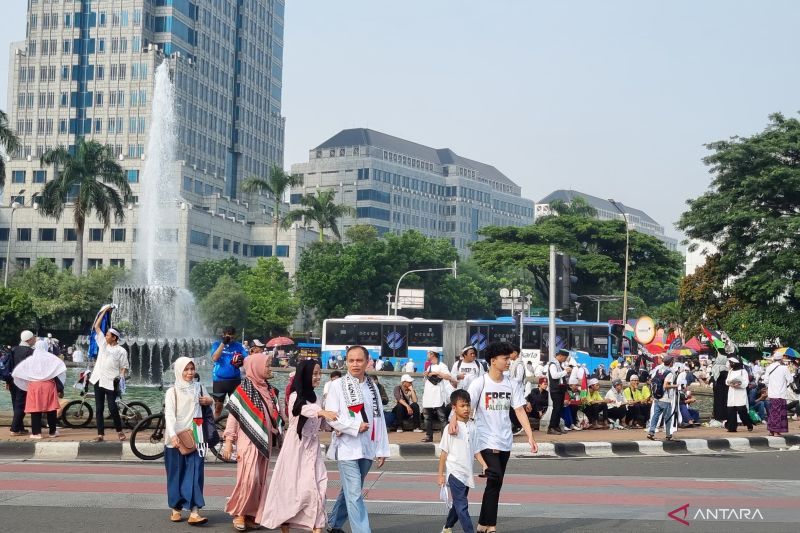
left=381, top=323, right=408, bottom=361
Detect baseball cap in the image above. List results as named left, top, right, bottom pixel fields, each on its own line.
left=401, top=374, right=414, bottom=383
left=538, top=377, right=548, bottom=385
left=251, top=339, right=265, bottom=347
left=460, top=345, right=476, bottom=355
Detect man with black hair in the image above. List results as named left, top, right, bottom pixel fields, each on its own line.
left=547, top=349, right=572, bottom=435
left=89, top=305, right=129, bottom=442
left=210, top=326, right=248, bottom=418
left=449, top=341, right=538, bottom=533
left=422, top=350, right=450, bottom=443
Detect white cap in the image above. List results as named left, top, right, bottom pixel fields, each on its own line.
left=401, top=374, right=414, bottom=383
left=20, top=330, right=35, bottom=342
left=251, top=339, right=265, bottom=347
left=107, top=327, right=121, bottom=339
left=47, top=333, right=53, bottom=338
left=568, top=375, right=579, bottom=385
left=588, top=377, right=599, bottom=386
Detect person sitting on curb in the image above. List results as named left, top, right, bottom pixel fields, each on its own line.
left=584, top=378, right=610, bottom=429
left=623, top=375, right=650, bottom=428
left=524, top=377, right=549, bottom=431
left=604, top=379, right=628, bottom=429
left=393, top=374, right=423, bottom=433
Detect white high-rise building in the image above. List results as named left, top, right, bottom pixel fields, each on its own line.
left=1, top=0, right=315, bottom=284
left=290, top=128, right=535, bottom=255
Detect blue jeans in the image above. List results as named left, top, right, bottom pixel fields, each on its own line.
left=329, top=458, right=373, bottom=533
left=445, top=474, right=474, bottom=533
left=648, top=400, right=673, bottom=437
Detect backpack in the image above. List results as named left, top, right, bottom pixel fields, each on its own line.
left=0, top=351, right=12, bottom=383
left=651, top=368, right=671, bottom=400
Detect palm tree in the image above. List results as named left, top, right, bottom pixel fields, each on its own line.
left=283, top=189, right=356, bottom=242
left=0, top=109, right=21, bottom=186
left=240, top=164, right=304, bottom=253
left=39, top=139, right=131, bottom=275
left=547, top=197, right=598, bottom=218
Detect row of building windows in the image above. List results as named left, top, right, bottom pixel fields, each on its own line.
left=10, top=170, right=47, bottom=184
left=0, top=257, right=125, bottom=271
left=183, top=176, right=224, bottom=198
left=0, top=227, right=127, bottom=243
left=188, top=230, right=290, bottom=258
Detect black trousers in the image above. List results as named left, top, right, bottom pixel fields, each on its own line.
left=424, top=406, right=446, bottom=439
left=94, top=382, right=122, bottom=435
left=478, top=449, right=511, bottom=527
left=626, top=403, right=649, bottom=425
left=607, top=406, right=627, bottom=422
left=585, top=403, right=607, bottom=424
left=726, top=405, right=753, bottom=432
left=393, top=402, right=421, bottom=429
left=548, top=393, right=564, bottom=429
left=31, top=411, right=58, bottom=436
left=10, top=383, right=27, bottom=432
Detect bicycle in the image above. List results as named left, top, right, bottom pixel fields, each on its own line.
left=60, top=370, right=151, bottom=429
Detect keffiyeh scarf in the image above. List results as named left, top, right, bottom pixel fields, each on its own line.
left=227, top=378, right=272, bottom=458
left=342, top=373, right=381, bottom=441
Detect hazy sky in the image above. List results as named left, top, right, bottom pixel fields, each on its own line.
left=3, top=1, right=799, bottom=240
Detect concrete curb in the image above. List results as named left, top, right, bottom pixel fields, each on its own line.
left=1, top=434, right=798, bottom=461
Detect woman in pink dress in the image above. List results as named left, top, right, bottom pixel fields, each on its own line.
left=11, top=339, right=66, bottom=439
left=221, top=349, right=279, bottom=531
left=260, top=359, right=338, bottom=533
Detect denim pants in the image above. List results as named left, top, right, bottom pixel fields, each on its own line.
left=329, top=458, right=373, bottom=533
left=445, top=474, right=474, bottom=533
left=648, top=400, right=673, bottom=437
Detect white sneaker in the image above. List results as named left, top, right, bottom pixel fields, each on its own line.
left=571, top=425, right=582, bottom=431
left=441, top=528, right=453, bottom=533
left=395, top=428, right=404, bottom=433
left=562, top=425, right=572, bottom=431
left=413, top=428, right=424, bottom=433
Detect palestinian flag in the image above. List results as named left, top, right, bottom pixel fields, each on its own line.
left=191, top=417, right=207, bottom=457
left=580, top=370, right=588, bottom=400
left=226, top=379, right=271, bottom=458
left=702, top=326, right=726, bottom=350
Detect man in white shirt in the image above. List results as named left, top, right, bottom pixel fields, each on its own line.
left=403, top=358, right=416, bottom=373
left=764, top=353, right=793, bottom=436
left=450, top=345, right=483, bottom=391
left=325, top=345, right=389, bottom=533
left=89, top=304, right=129, bottom=442
left=374, top=356, right=384, bottom=372
left=422, top=351, right=450, bottom=443
left=647, top=355, right=677, bottom=441
left=547, top=350, right=572, bottom=435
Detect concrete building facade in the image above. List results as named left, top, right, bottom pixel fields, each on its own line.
left=535, top=189, right=679, bottom=251
left=1, top=0, right=313, bottom=284
left=290, top=128, right=535, bottom=255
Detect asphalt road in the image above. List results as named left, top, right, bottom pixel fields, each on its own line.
left=0, top=453, right=798, bottom=533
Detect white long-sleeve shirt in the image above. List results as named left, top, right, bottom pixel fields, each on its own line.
left=764, top=363, right=792, bottom=400
left=324, top=374, right=390, bottom=461
left=725, top=369, right=749, bottom=407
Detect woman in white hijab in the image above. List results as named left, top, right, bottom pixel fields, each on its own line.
left=164, top=357, right=214, bottom=525
left=11, top=339, right=66, bottom=439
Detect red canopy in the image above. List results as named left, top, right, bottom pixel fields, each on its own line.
left=684, top=336, right=706, bottom=352
left=645, top=342, right=667, bottom=354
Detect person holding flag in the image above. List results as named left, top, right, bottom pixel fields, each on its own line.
left=164, top=357, right=213, bottom=525
left=324, top=346, right=389, bottom=533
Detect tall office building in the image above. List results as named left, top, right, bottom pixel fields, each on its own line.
left=1, top=0, right=314, bottom=284
left=535, top=189, right=679, bottom=251
left=290, top=128, right=535, bottom=255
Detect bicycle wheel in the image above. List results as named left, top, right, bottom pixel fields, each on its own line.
left=61, top=400, right=93, bottom=428
left=208, top=414, right=236, bottom=463
left=130, top=413, right=166, bottom=461
left=121, top=401, right=152, bottom=429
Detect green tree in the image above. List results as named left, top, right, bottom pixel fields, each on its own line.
left=199, top=275, right=249, bottom=334
left=344, top=224, right=379, bottom=244
left=283, top=189, right=356, bottom=242
left=0, top=287, right=33, bottom=342
left=678, top=113, right=800, bottom=312
left=239, top=258, right=299, bottom=336
left=38, top=139, right=131, bottom=276
left=546, top=197, right=598, bottom=218
left=240, top=165, right=304, bottom=253
left=0, top=109, right=20, bottom=186
left=188, top=258, right=251, bottom=299
left=471, top=215, right=683, bottom=314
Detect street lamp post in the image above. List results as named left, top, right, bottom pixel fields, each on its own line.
left=4, top=201, right=21, bottom=288
left=393, top=262, right=457, bottom=315
left=608, top=199, right=630, bottom=326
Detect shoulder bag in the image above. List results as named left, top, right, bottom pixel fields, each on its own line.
left=172, top=388, right=197, bottom=455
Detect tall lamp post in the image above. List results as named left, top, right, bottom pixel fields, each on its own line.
left=4, top=201, right=22, bottom=288
left=608, top=199, right=630, bottom=326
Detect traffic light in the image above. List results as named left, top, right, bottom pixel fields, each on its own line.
left=512, top=310, right=522, bottom=336
left=555, top=254, right=579, bottom=318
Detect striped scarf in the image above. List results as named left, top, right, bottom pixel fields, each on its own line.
left=226, top=378, right=271, bottom=458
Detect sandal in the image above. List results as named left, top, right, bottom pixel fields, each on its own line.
left=170, top=510, right=183, bottom=522
left=95, top=435, right=104, bottom=442
left=233, top=516, right=246, bottom=531
left=188, top=512, right=208, bottom=526
left=118, top=431, right=127, bottom=441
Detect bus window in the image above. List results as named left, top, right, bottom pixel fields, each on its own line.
left=381, top=324, right=408, bottom=359
left=325, top=323, right=358, bottom=346
left=356, top=323, right=382, bottom=346
left=408, top=323, right=443, bottom=348
left=542, top=328, right=568, bottom=355
left=591, top=326, right=611, bottom=357
left=488, top=325, right=516, bottom=345
left=521, top=326, right=541, bottom=350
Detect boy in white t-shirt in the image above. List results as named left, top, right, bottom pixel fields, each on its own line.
left=438, top=389, right=489, bottom=533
